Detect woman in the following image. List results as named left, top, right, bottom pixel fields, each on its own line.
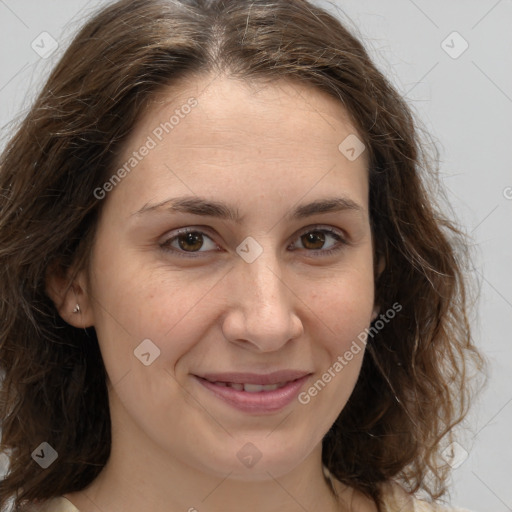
left=0, top=0, right=483, bottom=511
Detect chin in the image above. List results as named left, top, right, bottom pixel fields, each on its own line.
left=196, top=435, right=317, bottom=481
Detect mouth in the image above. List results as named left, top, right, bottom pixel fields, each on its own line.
left=204, top=381, right=289, bottom=392
left=192, top=370, right=311, bottom=413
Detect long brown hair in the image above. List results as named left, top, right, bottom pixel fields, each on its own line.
left=0, top=0, right=484, bottom=509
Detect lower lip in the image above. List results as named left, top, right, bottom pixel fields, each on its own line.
left=194, top=375, right=310, bottom=413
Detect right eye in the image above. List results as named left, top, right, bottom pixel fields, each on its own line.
left=160, top=228, right=220, bottom=257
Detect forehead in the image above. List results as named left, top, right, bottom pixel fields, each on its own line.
left=109, top=74, right=369, bottom=215
left=132, top=74, right=366, bottom=159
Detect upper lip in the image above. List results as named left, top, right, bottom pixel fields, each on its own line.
left=195, top=370, right=311, bottom=385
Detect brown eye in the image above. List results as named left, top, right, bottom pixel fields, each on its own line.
left=301, top=231, right=326, bottom=250
left=161, top=229, right=218, bottom=256
left=290, top=227, right=346, bottom=256
left=177, top=232, right=204, bottom=252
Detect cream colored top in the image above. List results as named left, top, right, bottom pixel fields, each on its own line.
left=29, top=487, right=473, bottom=512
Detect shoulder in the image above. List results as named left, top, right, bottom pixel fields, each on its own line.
left=19, top=497, right=80, bottom=512
left=380, top=482, right=474, bottom=512
left=18, top=488, right=475, bottom=512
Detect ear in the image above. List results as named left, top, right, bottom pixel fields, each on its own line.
left=371, top=254, right=386, bottom=322
left=371, top=304, right=380, bottom=323
left=45, top=262, right=94, bottom=328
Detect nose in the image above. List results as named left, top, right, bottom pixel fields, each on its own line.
left=221, top=251, right=304, bottom=352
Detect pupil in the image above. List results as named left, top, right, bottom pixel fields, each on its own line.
left=179, top=232, right=203, bottom=251
left=303, top=232, right=325, bottom=250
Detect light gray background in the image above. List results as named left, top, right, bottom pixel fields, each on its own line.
left=0, top=1, right=511, bottom=511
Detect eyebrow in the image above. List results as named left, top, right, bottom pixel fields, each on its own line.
left=132, top=195, right=364, bottom=222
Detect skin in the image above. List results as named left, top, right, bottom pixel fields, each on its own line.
left=49, top=74, right=380, bottom=512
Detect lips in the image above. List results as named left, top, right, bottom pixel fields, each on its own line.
left=193, top=370, right=311, bottom=413
left=197, top=370, right=310, bottom=386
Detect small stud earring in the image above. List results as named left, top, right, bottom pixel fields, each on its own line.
left=72, top=304, right=81, bottom=314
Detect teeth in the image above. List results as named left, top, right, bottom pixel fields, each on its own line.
left=243, top=383, right=278, bottom=392
left=213, top=381, right=288, bottom=392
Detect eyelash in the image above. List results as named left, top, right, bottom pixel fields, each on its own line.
left=159, top=226, right=348, bottom=258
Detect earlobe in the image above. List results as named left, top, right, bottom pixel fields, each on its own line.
left=45, top=264, right=94, bottom=328
left=376, top=254, right=386, bottom=279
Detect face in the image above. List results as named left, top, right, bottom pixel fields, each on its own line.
left=74, top=75, right=377, bottom=480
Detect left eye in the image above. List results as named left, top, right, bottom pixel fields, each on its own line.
left=289, top=228, right=346, bottom=254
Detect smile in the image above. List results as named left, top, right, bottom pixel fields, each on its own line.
left=193, top=371, right=311, bottom=413
left=208, top=381, right=289, bottom=392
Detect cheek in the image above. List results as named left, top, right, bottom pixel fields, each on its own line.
left=88, top=257, right=221, bottom=380
left=296, top=273, right=374, bottom=423
left=309, top=268, right=375, bottom=347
